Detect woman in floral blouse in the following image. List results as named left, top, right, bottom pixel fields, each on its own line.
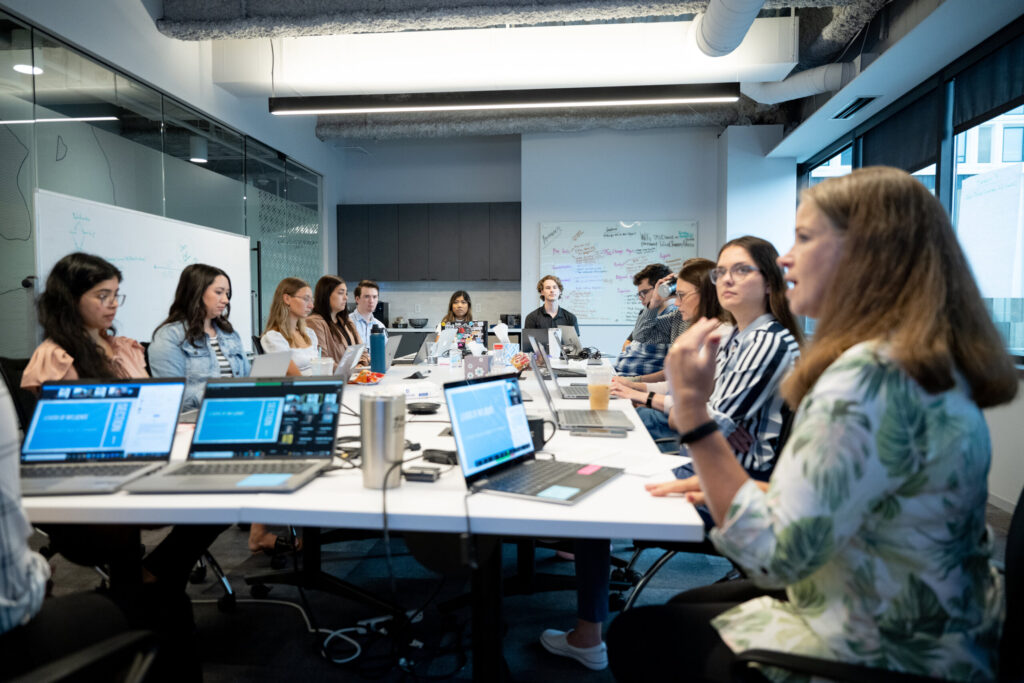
left=607, top=167, right=1018, bottom=682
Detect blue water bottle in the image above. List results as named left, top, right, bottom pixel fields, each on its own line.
left=369, top=325, right=387, bottom=373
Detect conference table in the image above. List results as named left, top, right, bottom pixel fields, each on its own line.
left=22, top=360, right=704, bottom=681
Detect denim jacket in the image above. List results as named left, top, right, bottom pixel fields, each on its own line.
left=149, top=322, right=251, bottom=411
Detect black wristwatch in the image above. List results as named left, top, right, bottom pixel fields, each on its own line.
left=645, top=392, right=655, bottom=408
left=677, top=420, right=719, bottom=445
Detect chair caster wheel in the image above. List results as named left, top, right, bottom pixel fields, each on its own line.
left=250, top=583, right=271, bottom=599
left=189, top=565, right=207, bottom=584
left=218, top=594, right=237, bottom=612
left=624, top=569, right=642, bottom=584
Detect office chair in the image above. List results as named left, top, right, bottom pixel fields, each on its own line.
left=5, top=630, right=158, bottom=683
left=252, top=336, right=265, bottom=355
left=0, top=356, right=37, bottom=432
left=735, top=486, right=1022, bottom=682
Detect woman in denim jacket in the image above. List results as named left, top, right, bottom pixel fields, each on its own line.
left=149, top=264, right=250, bottom=411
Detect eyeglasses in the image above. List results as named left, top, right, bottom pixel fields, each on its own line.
left=675, top=289, right=697, bottom=301
left=710, top=264, right=760, bottom=285
left=636, top=288, right=653, bottom=300
left=289, top=294, right=314, bottom=304
left=96, top=292, right=125, bottom=307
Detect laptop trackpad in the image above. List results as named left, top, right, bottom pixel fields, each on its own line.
left=236, top=473, right=293, bottom=487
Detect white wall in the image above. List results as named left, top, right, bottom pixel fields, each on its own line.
left=521, top=127, right=720, bottom=354
left=985, top=379, right=1024, bottom=512
left=719, top=125, right=797, bottom=253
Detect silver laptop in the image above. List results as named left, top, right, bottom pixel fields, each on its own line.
left=393, top=336, right=431, bottom=365
left=528, top=351, right=634, bottom=431
left=250, top=351, right=293, bottom=377
left=385, top=334, right=402, bottom=369
left=333, top=343, right=365, bottom=381
left=529, top=336, right=589, bottom=399
left=20, top=378, right=185, bottom=495
left=444, top=373, right=622, bottom=504
left=125, top=377, right=340, bottom=493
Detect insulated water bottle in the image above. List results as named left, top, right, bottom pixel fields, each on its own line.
left=370, top=325, right=386, bottom=373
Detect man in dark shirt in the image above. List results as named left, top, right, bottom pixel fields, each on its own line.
left=523, top=274, right=580, bottom=334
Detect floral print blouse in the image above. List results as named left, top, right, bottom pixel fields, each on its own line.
left=709, top=341, right=1003, bottom=682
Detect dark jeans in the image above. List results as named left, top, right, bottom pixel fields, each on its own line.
left=607, top=580, right=783, bottom=683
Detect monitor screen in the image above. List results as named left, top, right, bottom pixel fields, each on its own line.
left=445, top=375, right=533, bottom=479
left=22, top=380, right=185, bottom=463
left=191, top=380, right=341, bottom=459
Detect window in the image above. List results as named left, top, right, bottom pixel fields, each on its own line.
left=1003, top=126, right=1023, bottom=162
left=840, top=147, right=852, bottom=166
left=808, top=146, right=852, bottom=187
left=954, top=111, right=1024, bottom=356
left=956, top=133, right=967, bottom=162
left=912, top=164, right=936, bottom=193
left=978, top=126, right=993, bottom=163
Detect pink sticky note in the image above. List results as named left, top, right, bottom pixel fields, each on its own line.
left=576, top=464, right=601, bottom=476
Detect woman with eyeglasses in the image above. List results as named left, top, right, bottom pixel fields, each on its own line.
left=540, top=239, right=801, bottom=671
left=607, top=168, right=1016, bottom=682
left=260, top=277, right=319, bottom=375
left=148, top=264, right=251, bottom=412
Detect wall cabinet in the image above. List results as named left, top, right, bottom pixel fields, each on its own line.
left=337, top=201, right=521, bottom=282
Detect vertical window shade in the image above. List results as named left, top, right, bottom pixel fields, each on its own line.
left=861, top=89, right=939, bottom=171
left=953, top=30, right=1024, bottom=133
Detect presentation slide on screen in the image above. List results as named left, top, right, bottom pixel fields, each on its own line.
left=194, top=398, right=283, bottom=444
left=449, top=381, right=532, bottom=478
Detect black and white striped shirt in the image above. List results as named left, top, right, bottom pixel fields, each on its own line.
left=708, top=313, right=799, bottom=475
left=208, top=336, right=233, bottom=377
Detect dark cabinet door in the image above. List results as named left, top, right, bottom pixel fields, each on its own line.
left=428, top=203, right=460, bottom=280
left=489, top=202, right=521, bottom=280
left=397, top=204, right=430, bottom=281
left=337, top=205, right=369, bottom=282
left=458, top=203, right=490, bottom=280
left=365, top=204, right=399, bottom=281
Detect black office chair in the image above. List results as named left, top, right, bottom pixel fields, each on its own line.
left=252, top=336, right=264, bottom=355
left=735, top=486, right=1022, bottom=682
left=0, top=356, right=37, bottom=431
left=6, top=630, right=158, bottom=683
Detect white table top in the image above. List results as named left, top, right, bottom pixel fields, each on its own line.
left=22, top=364, right=703, bottom=542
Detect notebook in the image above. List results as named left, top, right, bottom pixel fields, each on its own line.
left=20, top=378, right=185, bottom=496
left=124, top=377, right=340, bottom=493
left=333, top=343, right=365, bottom=381
left=528, top=349, right=635, bottom=431
left=443, top=374, right=622, bottom=504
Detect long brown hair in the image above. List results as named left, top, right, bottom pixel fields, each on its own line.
left=678, top=257, right=727, bottom=323
left=263, top=277, right=312, bottom=346
left=719, top=236, right=803, bottom=345
left=155, top=264, right=234, bottom=346
left=781, top=166, right=1017, bottom=408
left=441, top=290, right=474, bottom=326
left=312, top=275, right=356, bottom=345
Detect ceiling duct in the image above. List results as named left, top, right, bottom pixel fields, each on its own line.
left=694, top=0, right=768, bottom=57
left=741, top=62, right=854, bottom=104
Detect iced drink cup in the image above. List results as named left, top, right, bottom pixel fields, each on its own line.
left=587, top=365, right=612, bottom=411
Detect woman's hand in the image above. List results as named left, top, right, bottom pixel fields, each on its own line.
left=726, top=425, right=754, bottom=453
left=609, top=382, right=645, bottom=405
left=611, top=376, right=645, bottom=392
left=645, top=475, right=705, bottom=505
left=666, top=318, right=725, bottom=415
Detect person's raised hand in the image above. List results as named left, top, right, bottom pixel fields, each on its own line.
left=646, top=273, right=675, bottom=309
left=665, top=318, right=724, bottom=411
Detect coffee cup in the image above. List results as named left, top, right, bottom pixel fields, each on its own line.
left=586, top=365, right=612, bottom=411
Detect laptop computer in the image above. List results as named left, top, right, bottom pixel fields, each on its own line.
left=532, top=339, right=589, bottom=399
left=385, top=334, right=402, bottom=369
left=125, top=377, right=341, bottom=493
left=333, top=343, right=365, bottom=381
left=523, top=329, right=586, bottom=378
left=528, top=351, right=635, bottom=431
left=250, top=351, right=293, bottom=377
left=444, top=373, right=622, bottom=504
left=20, top=378, right=185, bottom=495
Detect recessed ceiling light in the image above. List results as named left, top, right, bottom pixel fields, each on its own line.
left=13, top=64, right=43, bottom=75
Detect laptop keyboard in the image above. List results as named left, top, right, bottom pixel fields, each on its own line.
left=170, top=462, right=310, bottom=476
left=22, top=463, right=149, bottom=478
left=561, top=385, right=589, bottom=398
left=559, top=410, right=603, bottom=426
left=483, top=460, right=579, bottom=494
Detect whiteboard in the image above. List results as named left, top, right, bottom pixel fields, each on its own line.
left=539, top=221, right=698, bottom=325
left=34, top=189, right=253, bottom=349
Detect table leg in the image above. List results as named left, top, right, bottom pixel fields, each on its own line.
left=471, top=534, right=505, bottom=682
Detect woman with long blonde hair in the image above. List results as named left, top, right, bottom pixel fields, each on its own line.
left=260, top=277, right=318, bottom=375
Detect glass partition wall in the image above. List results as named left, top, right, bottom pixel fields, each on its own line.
left=0, top=11, right=323, bottom=357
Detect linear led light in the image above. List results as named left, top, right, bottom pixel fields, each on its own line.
left=269, top=83, right=741, bottom=116
left=0, top=116, right=119, bottom=125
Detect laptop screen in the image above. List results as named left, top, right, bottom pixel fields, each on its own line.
left=444, top=375, right=533, bottom=479
left=191, top=379, right=342, bottom=460
left=22, top=379, right=185, bottom=463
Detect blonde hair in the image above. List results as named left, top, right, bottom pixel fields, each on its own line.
left=263, top=277, right=312, bottom=346
left=782, top=166, right=1017, bottom=409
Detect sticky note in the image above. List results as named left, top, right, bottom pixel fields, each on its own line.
left=576, top=465, right=601, bottom=475
left=236, top=473, right=293, bottom=487
left=537, top=485, right=580, bottom=500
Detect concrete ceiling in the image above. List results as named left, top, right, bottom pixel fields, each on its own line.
left=154, top=0, right=892, bottom=141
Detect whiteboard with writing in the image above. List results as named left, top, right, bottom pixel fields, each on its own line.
left=539, top=221, right=698, bottom=325
left=35, top=189, right=253, bottom=349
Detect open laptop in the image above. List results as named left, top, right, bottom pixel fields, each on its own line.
left=532, top=339, right=588, bottom=399
left=250, top=351, right=293, bottom=377
left=125, top=377, right=341, bottom=493
left=528, top=351, right=634, bottom=431
left=20, top=378, right=185, bottom=496
left=385, top=334, right=402, bottom=369
left=333, top=343, right=365, bottom=381
left=443, top=373, right=622, bottom=504
left=392, top=336, right=429, bottom=365
left=523, top=329, right=586, bottom=378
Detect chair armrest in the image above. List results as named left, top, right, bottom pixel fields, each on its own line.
left=9, top=630, right=158, bottom=683
left=735, top=649, right=949, bottom=683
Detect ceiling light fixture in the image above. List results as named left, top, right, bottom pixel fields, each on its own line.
left=269, top=83, right=740, bottom=116
left=189, top=135, right=209, bottom=163
left=0, top=116, right=119, bottom=125
left=13, top=63, right=43, bottom=75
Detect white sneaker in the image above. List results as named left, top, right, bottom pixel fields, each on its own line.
left=539, top=629, right=608, bottom=670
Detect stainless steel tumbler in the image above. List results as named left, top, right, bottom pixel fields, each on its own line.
left=360, top=390, right=406, bottom=489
